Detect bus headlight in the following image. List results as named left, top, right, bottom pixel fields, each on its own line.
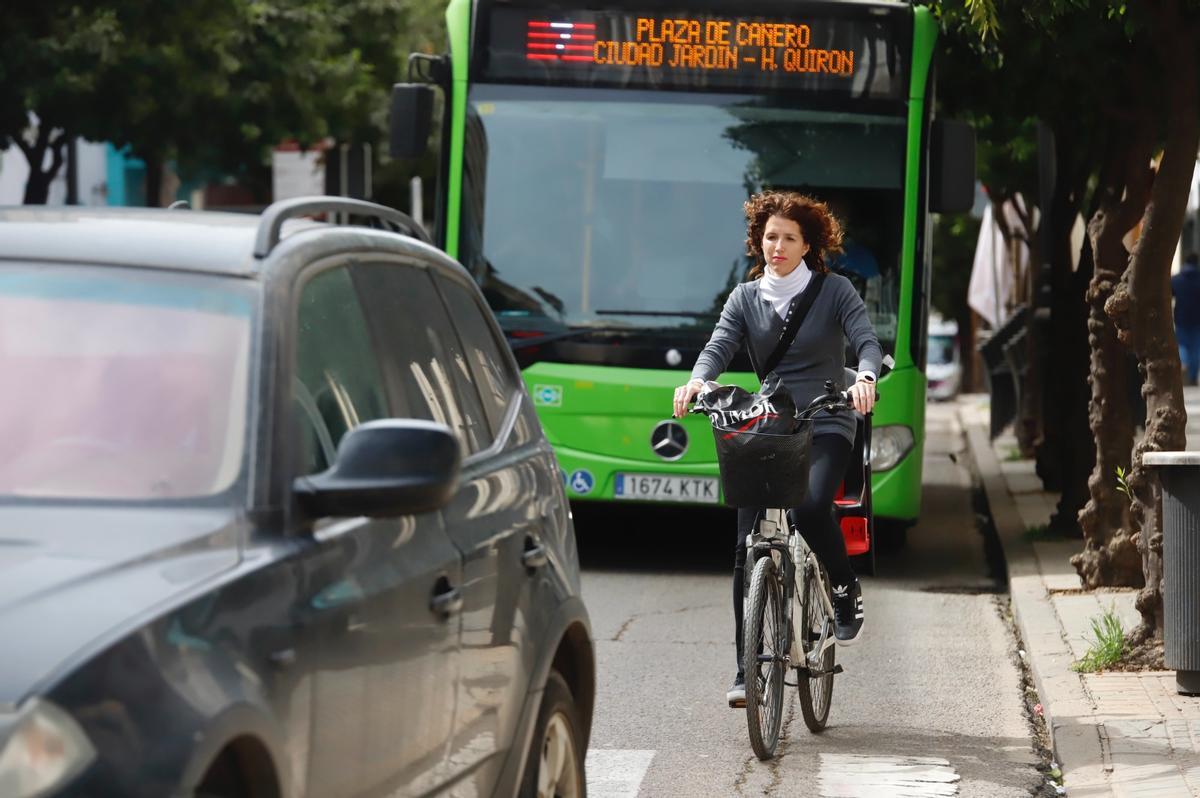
left=0, top=698, right=95, bottom=797
left=870, top=425, right=914, bottom=472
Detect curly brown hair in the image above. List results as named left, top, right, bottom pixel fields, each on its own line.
left=744, top=191, right=844, bottom=280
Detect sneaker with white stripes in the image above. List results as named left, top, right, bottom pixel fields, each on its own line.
left=726, top=674, right=746, bottom=708
left=831, top=579, right=864, bottom=645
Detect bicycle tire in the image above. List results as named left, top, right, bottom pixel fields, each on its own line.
left=796, top=560, right=835, bottom=732
left=743, top=553, right=787, bottom=759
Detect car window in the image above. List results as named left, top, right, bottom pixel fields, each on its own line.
left=353, top=262, right=491, bottom=455
left=0, top=264, right=253, bottom=500
left=293, top=266, right=389, bottom=475
left=433, top=274, right=521, bottom=435
left=927, top=335, right=956, bottom=366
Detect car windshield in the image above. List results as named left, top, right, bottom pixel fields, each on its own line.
left=0, top=264, right=254, bottom=501
left=928, top=334, right=956, bottom=366
left=458, top=86, right=907, bottom=353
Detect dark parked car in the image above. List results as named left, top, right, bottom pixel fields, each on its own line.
left=0, top=199, right=594, bottom=798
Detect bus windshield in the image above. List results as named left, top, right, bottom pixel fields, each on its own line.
left=459, top=86, right=907, bottom=353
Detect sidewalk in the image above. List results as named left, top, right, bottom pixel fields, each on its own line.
left=959, top=396, right=1200, bottom=797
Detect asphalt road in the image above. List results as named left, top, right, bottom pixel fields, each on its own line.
left=574, top=402, right=1048, bottom=797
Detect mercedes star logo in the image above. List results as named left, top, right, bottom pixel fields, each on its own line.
left=650, top=420, right=689, bottom=461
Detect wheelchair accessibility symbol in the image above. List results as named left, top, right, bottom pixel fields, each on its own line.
left=569, top=469, right=595, bottom=495
left=533, top=384, right=563, bottom=407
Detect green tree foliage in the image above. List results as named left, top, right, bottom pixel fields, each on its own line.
left=2, top=1, right=437, bottom=204
left=936, top=0, right=1200, bottom=639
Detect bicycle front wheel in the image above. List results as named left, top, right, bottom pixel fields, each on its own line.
left=743, top=553, right=787, bottom=760
left=797, top=560, right=835, bottom=732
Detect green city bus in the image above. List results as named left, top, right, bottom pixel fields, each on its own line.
left=391, top=0, right=973, bottom=528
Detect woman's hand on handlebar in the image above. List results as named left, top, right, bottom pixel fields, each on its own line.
left=673, top=378, right=705, bottom=418
left=848, top=378, right=877, bottom=415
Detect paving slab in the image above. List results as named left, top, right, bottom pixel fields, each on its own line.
left=960, top=396, right=1200, bottom=796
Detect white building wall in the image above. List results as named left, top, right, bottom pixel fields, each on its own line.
left=75, top=141, right=109, bottom=206
left=0, top=147, right=31, bottom=205
left=0, top=138, right=109, bottom=206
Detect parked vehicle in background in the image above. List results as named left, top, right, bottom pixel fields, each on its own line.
left=0, top=199, right=593, bottom=798
left=927, top=316, right=962, bottom=401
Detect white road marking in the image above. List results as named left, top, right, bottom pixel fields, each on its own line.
left=819, top=753, right=960, bottom=797
left=585, top=749, right=656, bottom=798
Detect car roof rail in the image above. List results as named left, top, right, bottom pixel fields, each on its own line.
left=253, top=195, right=431, bottom=258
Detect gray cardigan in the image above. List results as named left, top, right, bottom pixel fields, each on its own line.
left=689, top=273, right=883, bottom=443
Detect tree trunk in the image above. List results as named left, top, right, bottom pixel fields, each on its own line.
left=17, top=125, right=69, bottom=205
left=1015, top=215, right=1041, bottom=455
left=1048, top=214, right=1095, bottom=535
left=1070, top=126, right=1152, bottom=585
left=22, top=166, right=53, bottom=205
left=1018, top=200, right=1045, bottom=460
left=992, top=195, right=1041, bottom=455
left=144, top=157, right=164, bottom=208
left=1105, top=16, right=1198, bottom=636
left=1039, top=127, right=1096, bottom=530
left=1073, top=128, right=1154, bottom=588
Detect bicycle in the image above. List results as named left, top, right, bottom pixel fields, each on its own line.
left=693, top=381, right=863, bottom=760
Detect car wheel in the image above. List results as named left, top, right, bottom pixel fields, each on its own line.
left=520, top=670, right=586, bottom=798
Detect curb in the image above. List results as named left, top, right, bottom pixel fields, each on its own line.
left=960, top=409, right=1114, bottom=794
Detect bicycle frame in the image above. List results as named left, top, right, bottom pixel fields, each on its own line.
left=746, top=508, right=836, bottom=675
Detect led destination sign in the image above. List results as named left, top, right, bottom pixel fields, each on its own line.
left=483, top=7, right=906, bottom=97
left=549, top=18, right=853, bottom=75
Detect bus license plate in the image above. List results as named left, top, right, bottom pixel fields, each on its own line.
left=614, top=474, right=719, bottom=504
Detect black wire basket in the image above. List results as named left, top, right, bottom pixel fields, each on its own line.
left=711, top=421, right=812, bottom=507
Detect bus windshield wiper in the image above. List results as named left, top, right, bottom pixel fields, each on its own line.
left=594, top=309, right=717, bottom=318
left=506, top=325, right=656, bottom=350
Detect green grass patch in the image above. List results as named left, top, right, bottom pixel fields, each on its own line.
left=1071, top=609, right=1126, bottom=673
left=1003, top=446, right=1023, bottom=462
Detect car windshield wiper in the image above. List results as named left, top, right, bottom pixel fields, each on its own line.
left=594, top=309, right=717, bottom=318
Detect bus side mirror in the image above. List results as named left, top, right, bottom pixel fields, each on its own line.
left=389, top=84, right=434, bottom=160
left=930, top=119, right=976, bottom=214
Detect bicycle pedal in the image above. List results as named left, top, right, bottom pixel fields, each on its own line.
left=796, top=664, right=844, bottom=678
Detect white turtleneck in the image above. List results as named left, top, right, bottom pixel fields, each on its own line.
left=760, top=260, right=812, bottom=320
left=754, top=258, right=877, bottom=383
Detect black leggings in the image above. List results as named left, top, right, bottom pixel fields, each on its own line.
left=733, top=433, right=853, bottom=675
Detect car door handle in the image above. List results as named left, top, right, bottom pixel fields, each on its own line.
left=522, top=536, right=548, bottom=571
left=430, top=585, right=463, bottom=618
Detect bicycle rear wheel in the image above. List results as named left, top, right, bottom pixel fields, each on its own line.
left=797, top=560, right=835, bottom=732
left=743, top=553, right=787, bottom=760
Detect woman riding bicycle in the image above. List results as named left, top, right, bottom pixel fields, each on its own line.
left=671, top=191, right=881, bottom=708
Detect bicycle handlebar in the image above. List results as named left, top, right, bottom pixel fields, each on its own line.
left=689, top=380, right=878, bottom=422
left=795, top=384, right=859, bottom=421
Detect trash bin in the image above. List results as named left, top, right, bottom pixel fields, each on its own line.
left=1142, top=452, right=1200, bottom=695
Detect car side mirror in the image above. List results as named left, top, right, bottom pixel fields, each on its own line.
left=294, top=420, right=460, bottom=518
left=929, top=118, right=976, bottom=214
left=389, top=84, right=434, bottom=160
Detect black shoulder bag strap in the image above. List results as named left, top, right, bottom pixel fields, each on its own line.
left=750, top=272, right=827, bottom=381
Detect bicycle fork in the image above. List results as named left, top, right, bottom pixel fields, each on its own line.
left=790, top=534, right=841, bottom=678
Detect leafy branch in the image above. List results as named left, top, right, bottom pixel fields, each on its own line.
left=1115, top=466, right=1134, bottom=509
